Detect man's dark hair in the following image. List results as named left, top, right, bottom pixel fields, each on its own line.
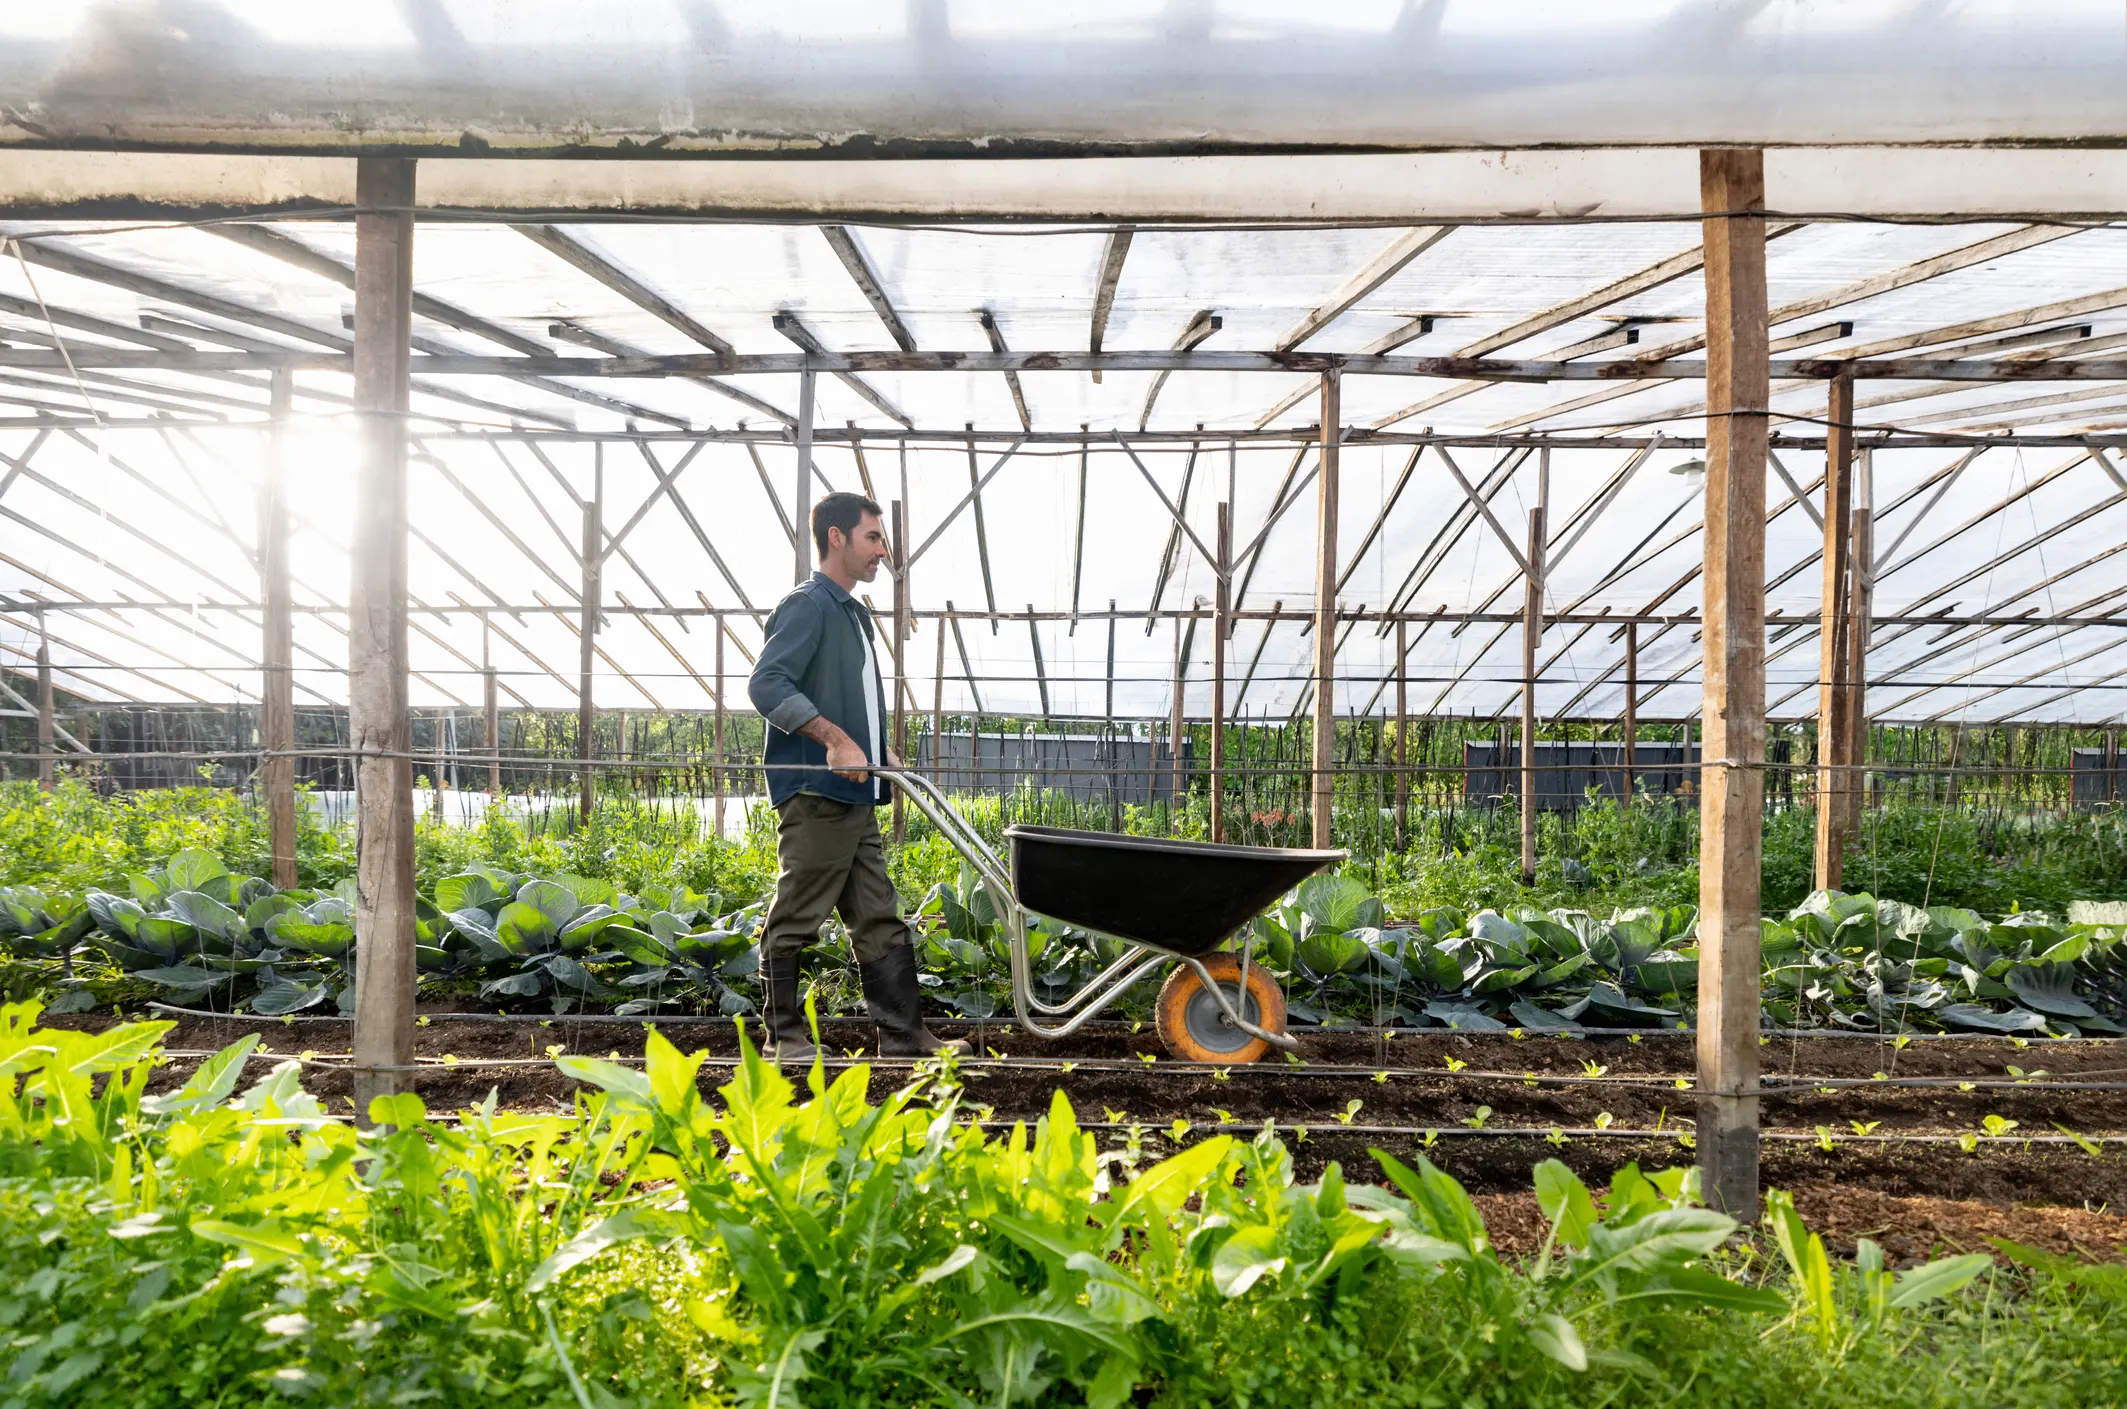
left=812, top=491, right=884, bottom=557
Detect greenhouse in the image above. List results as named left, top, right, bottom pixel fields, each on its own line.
left=4, top=5, right=2127, bottom=1404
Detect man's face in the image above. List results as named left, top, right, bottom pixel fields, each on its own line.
left=828, top=511, right=891, bottom=583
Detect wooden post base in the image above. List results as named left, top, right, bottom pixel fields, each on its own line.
left=1697, top=1092, right=1762, bottom=1219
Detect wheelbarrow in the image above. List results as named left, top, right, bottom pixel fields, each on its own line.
left=878, top=769, right=1344, bottom=1063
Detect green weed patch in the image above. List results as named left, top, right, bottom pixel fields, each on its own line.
left=0, top=1002, right=2115, bottom=1406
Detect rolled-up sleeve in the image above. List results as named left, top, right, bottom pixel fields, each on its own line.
left=749, top=596, right=824, bottom=734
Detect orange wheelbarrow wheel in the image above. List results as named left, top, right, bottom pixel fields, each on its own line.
left=1154, top=953, right=1287, bottom=1064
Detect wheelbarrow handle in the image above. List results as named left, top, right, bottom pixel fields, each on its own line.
left=873, top=768, right=1013, bottom=901
left=877, top=768, right=1152, bottom=1037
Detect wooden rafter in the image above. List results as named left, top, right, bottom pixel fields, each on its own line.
left=822, top=227, right=917, bottom=352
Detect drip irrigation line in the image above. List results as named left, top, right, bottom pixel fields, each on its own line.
left=158, top=1047, right=1685, bottom=1087
left=1759, top=1072, right=2127, bottom=1092
left=126, top=1055, right=2127, bottom=1145
left=140, top=1109, right=2127, bottom=1150
left=1046, top=1122, right=2127, bottom=1147
left=176, top=1008, right=688, bottom=1038
left=145, top=1038, right=2127, bottom=1093
left=1068, top=1122, right=1698, bottom=1140
left=141, top=1003, right=2127, bottom=1044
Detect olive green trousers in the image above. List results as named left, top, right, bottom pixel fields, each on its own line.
left=760, top=792, right=912, bottom=964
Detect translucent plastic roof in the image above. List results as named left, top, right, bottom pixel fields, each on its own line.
left=5, top=214, right=2127, bottom=726
left=8, top=2, right=2125, bottom=153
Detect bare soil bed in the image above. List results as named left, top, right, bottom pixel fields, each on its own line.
left=1473, top=1185, right=2127, bottom=1264
left=70, top=1008, right=2127, bottom=1216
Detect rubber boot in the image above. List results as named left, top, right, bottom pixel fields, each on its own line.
left=758, top=953, right=817, bottom=1064
left=859, top=945, right=970, bottom=1058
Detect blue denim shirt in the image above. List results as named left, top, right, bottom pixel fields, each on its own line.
left=748, top=572, right=890, bottom=807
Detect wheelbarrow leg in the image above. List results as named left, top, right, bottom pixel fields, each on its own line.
left=1002, top=908, right=1171, bottom=1038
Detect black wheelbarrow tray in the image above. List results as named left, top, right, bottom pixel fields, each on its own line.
left=878, top=769, right=1343, bottom=1062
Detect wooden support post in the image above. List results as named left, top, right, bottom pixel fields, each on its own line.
left=348, top=155, right=418, bottom=1120
left=1394, top=618, right=1409, bottom=848
left=1846, top=447, right=1874, bottom=839
left=483, top=674, right=500, bottom=796
left=1695, top=147, right=1769, bottom=1221
left=33, top=609, right=52, bottom=791
left=1170, top=619, right=1186, bottom=807
left=578, top=453, right=601, bottom=825
left=1813, top=374, right=1856, bottom=891
left=260, top=366, right=297, bottom=886
left=794, top=366, right=815, bottom=586
left=1944, top=722, right=1965, bottom=807
left=1211, top=502, right=1230, bottom=843
left=1104, top=603, right=1117, bottom=721
left=965, top=426, right=999, bottom=634
left=1520, top=498, right=1546, bottom=884
left=712, top=625, right=727, bottom=840
left=430, top=709, right=445, bottom=820
left=1072, top=435, right=1090, bottom=630
left=892, top=498, right=908, bottom=846
left=1147, top=701, right=1159, bottom=807
left=1313, top=371, right=1340, bottom=849
left=1774, top=724, right=1791, bottom=810
left=931, top=617, right=947, bottom=785
left=894, top=436, right=916, bottom=794
left=481, top=612, right=500, bottom=799
left=1622, top=621, right=1638, bottom=801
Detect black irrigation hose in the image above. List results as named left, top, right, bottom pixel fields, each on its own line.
left=250, top=1113, right=2127, bottom=1149
left=146, top=1042, right=2127, bottom=1095
left=160, top=1105, right=2127, bottom=1147
left=128, top=1056, right=2127, bottom=1149
left=1758, top=1073, right=2127, bottom=1092
left=140, top=1003, right=2127, bottom=1044
left=1042, top=1123, right=2127, bottom=1148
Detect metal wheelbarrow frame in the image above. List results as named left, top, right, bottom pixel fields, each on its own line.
left=878, top=768, right=1344, bottom=1056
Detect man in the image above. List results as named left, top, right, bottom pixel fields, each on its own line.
left=747, top=491, right=970, bottom=1062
